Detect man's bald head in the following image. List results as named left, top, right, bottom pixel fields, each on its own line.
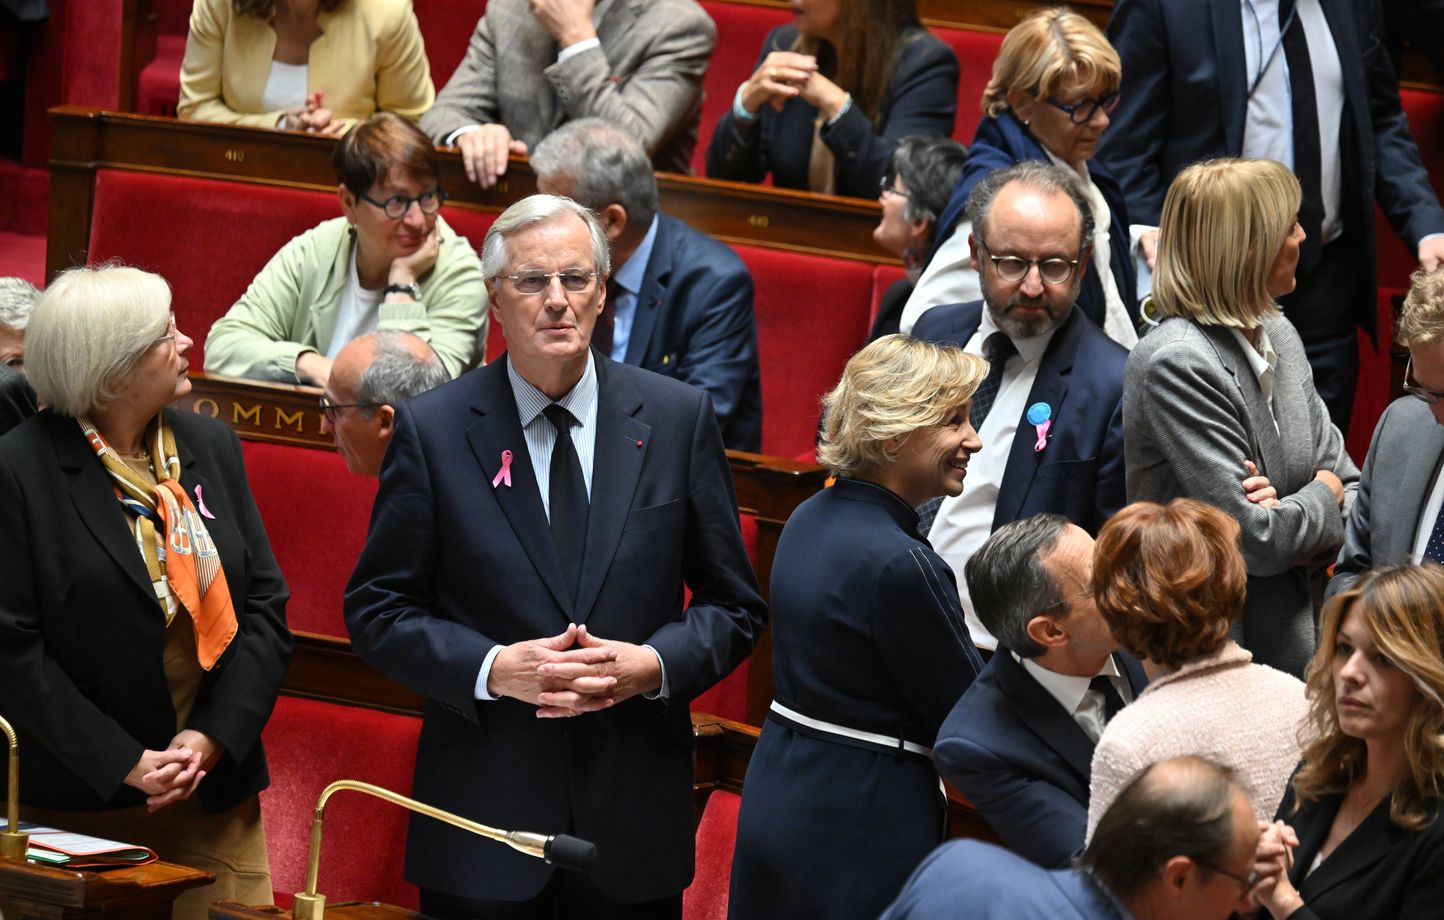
left=323, top=330, right=450, bottom=476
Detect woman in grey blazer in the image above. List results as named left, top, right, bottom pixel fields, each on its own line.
left=1123, top=158, right=1358, bottom=678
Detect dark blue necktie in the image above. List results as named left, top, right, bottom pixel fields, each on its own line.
left=1280, top=0, right=1323, bottom=274
left=544, top=404, right=588, bottom=602
left=1090, top=675, right=1127, bottom=723
left=1425, top=501, right=1444, bottom=563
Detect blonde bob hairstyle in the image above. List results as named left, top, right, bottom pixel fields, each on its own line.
left=1399, top=266, right=1444, bottom=348
left=25, top=264, right=173, bottom=417
left=818, top=334, right=988, bottom=478
left=1149, top=158, right=1300, bottom=330
left=981, top=7, right=1122, bottom=119
left=1292, top=564, right=1444, bottom=831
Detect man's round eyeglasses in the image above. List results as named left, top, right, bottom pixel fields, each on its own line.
left=1404, top=356, right=1444, bottom=404
left=978, top=242, right=1080, bottom=286
left=1044, top=91, right=1122, bottom=125
left=502, top=270, right=600, bottom=295
left=319, top=395, right=380, bottom=421
left=358, top=187, right=449, bottom=220
left=1202, top=862, right=1259, bottom=896
left=879, top=176, right=910, bottom=198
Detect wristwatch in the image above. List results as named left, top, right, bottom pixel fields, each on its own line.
left=384, top=282, right=420, bottom=300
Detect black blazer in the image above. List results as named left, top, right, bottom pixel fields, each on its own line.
left=705, top=24, right=959, bottom=199
left=0, top=409, right=292, bottom=812
left=344, top=355, right=766, bottom=903
left=0, top=366, right=36, bottom=436
left=728, top=479, right=984, bottom=920
left=933, top=649, right=1148, bottom=868
left=1276, top=780, right=1444, bottom=919
left=911, top=301, right=1128, bottom=535
left=1098, top=0, right=1444, bottom=334
left=629, top=213, right=762, bottom=452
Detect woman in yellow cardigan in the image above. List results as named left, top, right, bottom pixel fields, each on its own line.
left=178, top=0, right=435, bottom=133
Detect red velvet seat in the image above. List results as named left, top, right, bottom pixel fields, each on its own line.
left=241, top=440, right=376, bottom=639
left=415, top=0, right=490, bottom=92
left=261, top=696, right=423, bottom=910
left=695, top=1, right=792, bottom=177
left=932, top=25, right=1006, bottom=143
left=682, top=790, right=742, bottom=920
left=136, top=34, right=186, bottom=117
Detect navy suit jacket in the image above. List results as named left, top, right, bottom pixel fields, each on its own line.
left=933, top=649, right=1148, bottom=868
left=344, top=355, right=766, bottom=903
left=628, top=214, right=761, bottom=452
left=1098, top=0, right=1444, bottom=333
left=705, top=24, right=959, bottom=199
left=928, top=111, right=1138, bottom=330
left=911, top=301, right=1128, bottom=534
left=881, top=839, right=1127, bottom=920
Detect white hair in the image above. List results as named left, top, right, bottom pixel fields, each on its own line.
left=0, top=277, right=39, bottom=330
left=480, top=195, right=611, bottom=281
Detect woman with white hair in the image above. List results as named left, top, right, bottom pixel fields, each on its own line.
left=0, top=265, right=292, bottom=920
left=728, top=334, right=989, bottom=919
left=1124, top=158, right=1359, bottom=678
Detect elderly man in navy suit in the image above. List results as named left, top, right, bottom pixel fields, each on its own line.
left=912, top=161, right=1128, bottom=652
left=344, top=195, right=766, bottom=919
left=882, top=756, right=1262, bottom=920
left=1099, top=0, right=1444, bottom=430
left=933, top=514, right=1146, bottom=868
left=530, top=118, right=762, bottom=452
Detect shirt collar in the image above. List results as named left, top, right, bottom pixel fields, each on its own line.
left=507, top=351, right=599, bottom=428
left=611, top=214, right=660, bottom=297
left=1016, top=652, right=1122, bottom=716
left=978, top=303, right=1061, bottom=365
left=1229, top=325, right=1278, bottom=387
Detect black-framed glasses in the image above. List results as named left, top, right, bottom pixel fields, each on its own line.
left=1044, top=91, right=1121, bottom=124
left=879, top=175, right=910, bottom=198
left=357, top=187, right=448, bottom=220
left=978, top=242, right=1080, bottom=285
left=1201, top=862, right=1260, bottom=896
left=1404, top=356, right=1444, bottom=404
left=319, top=394, right=380, bottom=421
left=501, top=269, right=599, bottom=295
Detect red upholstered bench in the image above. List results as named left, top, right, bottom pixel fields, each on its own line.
left=932, top=25, right=1006, bottom=143
left=682, top=789, right=742, bottom=920
left=84, top=169, right=343, bottom=369
left=261, top=696, right=423, bottom=910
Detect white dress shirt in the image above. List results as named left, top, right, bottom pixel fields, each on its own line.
left=1017, top=653, right=1132, bottom=744
left=928, top=311, right=1058, bottom=648
left=1229, top=325, right=1281, bottom=435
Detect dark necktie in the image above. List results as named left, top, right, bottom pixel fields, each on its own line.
left=543, top=404, right=589, bottom=603
left=1090, top=675, right=1127, bottom=723
left=916, top=331, right=1018, bottom=537
left=1280, top=0, right=1324, bottom=273
left=1425, top=502, right=1444, bottom=563
left=595, top=278, right=620, bottom=358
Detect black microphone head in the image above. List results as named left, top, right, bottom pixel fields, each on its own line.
left=545, top=834, right=597, bottom=871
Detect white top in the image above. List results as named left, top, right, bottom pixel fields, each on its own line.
left=1229, top=325, right=1281, bottom=434
left=928, top=310, right=1058, bottom=648
left=1017, top=653, right=1131, bottom=744
left=261, top=60, right=309, bottom=114
left=324, top=248, right=384, bottom=358
left=1042, top=149, right=1135, bottom=348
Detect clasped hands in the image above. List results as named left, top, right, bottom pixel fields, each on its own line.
left=123, top=729, right=224, bottom=813
left=738, top=52, right=849, bottom=122
left=279, top=92, right=344, bottom=136
left=1249, top=819, right=1305, bottom=917
left=489, top=623, right=662, bottom=718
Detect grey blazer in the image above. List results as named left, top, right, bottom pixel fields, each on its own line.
left=418, top=0, right=715, bottom=174
left=1330, top=396, right=1444, bottom=596
left=1124, top=316, right=1359, bottom=677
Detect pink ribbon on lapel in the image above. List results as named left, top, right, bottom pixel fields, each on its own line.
left=194, top=484, right=216, bottom=519
left=492, top=450, right=513, bottom=489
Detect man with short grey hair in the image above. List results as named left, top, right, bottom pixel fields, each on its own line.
left=530, top=118, right=761, bottom=451
left=883, top=755, right=1262, bottom=920
left=932, top=514, right=1146, bottom=868
left=321, top=330, right=450, bottom=477
left=0, top=276, right=39, bottom=373
left=911, top=161, right=1129, bottom=651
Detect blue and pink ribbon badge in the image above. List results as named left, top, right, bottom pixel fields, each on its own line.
left=492, top=450, right=513, bottom=489
left=1027, top=402, right=1052, bottom=453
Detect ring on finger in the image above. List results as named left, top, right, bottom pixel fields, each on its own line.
left=768, top=68, right=778, bottom=81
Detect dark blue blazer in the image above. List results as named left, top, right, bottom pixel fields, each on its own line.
left=727, top=478, right=983, bottom=920
left=629, top=214, right=762, bottom=452
left=933, top=649, right=1148, bottom=868
left=881, top=839, right=1128, bottom=920
left=1098, top=0, right=1444, bottom=333
left=344, top=355, right=766, bottom=903
left=928, top=111, right=1138, bottom=330
left=705, top=24, right=959, bottom=199
left=911, top=301, right=1128, bottom=534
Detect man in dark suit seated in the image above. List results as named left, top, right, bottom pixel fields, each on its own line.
left=882, top=755, right=1262, bottom=920
left=1331, top=267, right=1444, bottom=595
left=321, top=330, right=450, bottom=477
left=0, top=365, right=36, bottom=436
left=530, top=118, right=762, bottom=452
left=933, top=513, right=1146, bottom=868
left=911, top=161, right=1128, bottom=654
left=344, top=194, right=766, bottom=919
